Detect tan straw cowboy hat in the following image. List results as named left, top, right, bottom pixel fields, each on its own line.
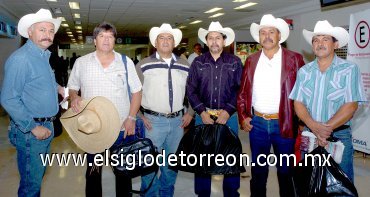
left=250, top=14, right=290, bottom=44
left=149, top=23, right=182, bottom=47
left=60, top=96, right=121, bottom=154
left=198, top=21, right=235, bottom=47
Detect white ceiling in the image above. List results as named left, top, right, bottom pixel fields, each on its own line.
left=1, top=0, right=366, bottom=45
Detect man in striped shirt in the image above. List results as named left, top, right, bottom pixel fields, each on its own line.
left=289, top=20, right=367, bottom=182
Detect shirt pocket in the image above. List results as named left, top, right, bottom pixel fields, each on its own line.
left=327, top=80, right=345, bottom=102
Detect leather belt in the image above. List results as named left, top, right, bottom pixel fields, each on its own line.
left=33, top=116, right=56, bottom=122
left=142, top=108, right=184, bottom=118
left=333, top=125, right=350, bottom=132
left=254, top=110, right=279, bottom=120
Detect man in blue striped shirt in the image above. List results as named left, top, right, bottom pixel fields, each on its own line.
left=289, top=20, right=367, bottom=182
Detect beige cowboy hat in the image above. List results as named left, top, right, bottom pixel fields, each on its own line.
left=303, top=20, right=349, bottom=48
left=198, top=21, right=235, bottom=47
left=250, top=14, right=290, bottom=44
left=18, top=8, right=61, bottom=38
left=60, top=96, right=121, bottom=154
left=149, top=23, right=182, bottom=47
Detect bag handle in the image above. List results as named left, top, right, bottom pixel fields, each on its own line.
left=121, top=54, right=157, bottom=195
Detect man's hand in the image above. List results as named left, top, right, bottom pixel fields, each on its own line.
left=31, top=126, right=52, bottom=140
left=70, top=95, right=82, bottom=113
left=141, top=115, right=152, bottom=130
left=181, top=112, right=193, bottom=128
left=215, top=110, right=230, bottom=125
left=58, top=85, right=65, bottom=98
left=200, top=111, right=214, bottom=124
left=122, top=118, right=135, bottom=137
left=307, top=121, right=333, bottom=147
left=241, top=117, right=253, bottom=132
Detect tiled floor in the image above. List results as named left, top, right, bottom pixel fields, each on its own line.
left=0, top=114, right=369, bottom=196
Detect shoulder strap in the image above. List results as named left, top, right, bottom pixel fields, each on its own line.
left=122, top=54, right=132, bottom=102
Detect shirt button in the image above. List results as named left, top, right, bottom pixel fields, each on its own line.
left=215, top=87, right=217, bottom=90
left=214, top=99, right=216, bottom=103
left=216, top=66, right=218, bottom=69
left=215, top=76, right=218, bottom=79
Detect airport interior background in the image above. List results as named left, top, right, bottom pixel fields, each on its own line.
left=1, top=0, right=370, bottom=196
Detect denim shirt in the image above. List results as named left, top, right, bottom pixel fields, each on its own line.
left=186, top=51, right=242, bottom=115
left=1, top=39, right=59, bottom=133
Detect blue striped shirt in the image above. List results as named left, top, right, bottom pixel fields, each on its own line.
left=289, top=55, right=367, bottom=125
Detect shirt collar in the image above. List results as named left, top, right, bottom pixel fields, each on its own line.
left=261, top=45, right=282, bottom=60
left=204, top=51, right=227, bottom=63
left=26, top=39, right=51, bottom=57
left=310, top=54, right=339, bottom=72
left=155, top=51, right=177, bottom=61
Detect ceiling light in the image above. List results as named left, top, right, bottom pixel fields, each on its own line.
left=204, top=7, right=223, bottom=14
left=57, top=17, right=65, bottom=21
left=61, top=23, right=69, bottom=27
left=76, top=30, right=82, bottom=33
left=75, top=26, right=82, bottom=30
left=69, top=2, right=80, bottom=9
left=68, top=34, right=74, bottom=37
left=232, top=0, right=248, bottom=2
left=178, top=26, right=186, bottom=29
left=47, top=0, right=58, bottom=2
left=53, top=8, right=62, bottom=14
left=190, top=20, right=202, bottom=24
left=75, top=21, right=81, bottom=25
left=234, top=2, right=258, bottom=9
left=73, top=13, right=80, bottom=18
left=66, top=31, right=72, bottom=34
left=209, top=13, right=224, bottom=18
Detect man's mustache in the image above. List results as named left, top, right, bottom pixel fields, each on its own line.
left=316, top=46, right=327, bottom=51
left=263, top=38, right=273, bottom=44
left=41, top=38, right=52, bottom=42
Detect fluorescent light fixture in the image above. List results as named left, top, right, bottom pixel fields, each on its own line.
left=53, top=8, right=62, bottom=14
left=75, top=21, right=81, bottom=25
left=204, top=7, right=222, bottom=14
left=66, top=31, right=72, bottom=34
left=47, top=0, right=58, bottom=2
left=61, top=23, right=69, bottom=27
left=69, top=2, right=80, bottom=9
left=73, top=13, right=80, bottom=18
left=232, top=0, right=248, bottom=2
left=68, top=34, right=74, bottom=37
left=234, top=2, right=257, bottom=9
left=78, top=35, right=83, bottom=39
left=178, top=26, right=186, bottom=29
left=75, top=26, right=82, bottom=30
left=190, top=20, right=202, bottom=24
left=76, top=30, right=82, bottom=33
left=57, top=17, right=66, bottom=21
left=209, top=13, right=224, bottom=18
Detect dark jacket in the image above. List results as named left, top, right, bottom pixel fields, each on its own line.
left=237, top=48, right=305, bottom=138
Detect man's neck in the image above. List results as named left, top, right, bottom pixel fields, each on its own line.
left=96, top=50, right=114, bottom=58
left=158, top=51, right=172, bottom=59
left=210, top=51, right=222, bottom=61
left=262, top=46, right=280, bottom=60
left=317, top=53, right=335, bottom=72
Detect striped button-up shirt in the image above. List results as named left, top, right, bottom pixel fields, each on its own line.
left=289, top=55, right=367, bottom=125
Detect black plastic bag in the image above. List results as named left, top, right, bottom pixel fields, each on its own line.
left=293, top=146, right=358, bottom=197
left=170, top=123, right=245, bottom=175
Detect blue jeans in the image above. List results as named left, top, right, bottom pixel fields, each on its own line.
left=249, top=116, right=295, bottom=197
left=140, top=113, right=183, bottom=197
left=194, top=113, right=240, bottom=197
left=332, top=128, right=354, bottom=182
left=8, top=120, right=54, bottom=197
left=85, top=131, right=132, bottom=197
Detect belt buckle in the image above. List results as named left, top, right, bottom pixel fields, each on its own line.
left=262, top=113, right=271, bottom=120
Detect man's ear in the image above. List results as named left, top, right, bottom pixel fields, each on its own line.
left=334, top=41, right=339, bottom=49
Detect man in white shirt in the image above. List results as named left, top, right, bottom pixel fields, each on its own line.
left=68, top=22, right=142, bottom=197
left=187, top=43, right=202, bottom=65
left=237, top=14, right=305, bottom=197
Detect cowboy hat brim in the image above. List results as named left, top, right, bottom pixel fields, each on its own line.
left=18, top=9, right=61, bottom=38
left=250, top=18, right=290, bottom=44
left=198, top=27, right=235, bottom=47
left=60, top=96, right=121, bottom=154
left=302, top=27, right=349, bottom=48
left=149, top=25, right=182, bottom=47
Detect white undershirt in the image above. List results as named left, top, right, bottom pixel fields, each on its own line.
left=252, top=46, right=282, bottom=114
left=163, top=57, right=171, bottom=66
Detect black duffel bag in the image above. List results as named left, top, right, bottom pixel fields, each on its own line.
left=171, top=123, right=245, bottom=175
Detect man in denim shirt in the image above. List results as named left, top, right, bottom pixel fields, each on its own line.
left=186, top=21, right=243, bottom=197
left=1, top=9, right=64, bottom=196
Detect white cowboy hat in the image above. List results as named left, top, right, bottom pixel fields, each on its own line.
left=303, top=20, right=349, bottom=48
left=149, top=23, right=182, bottom=47
left=17, top=8, right=61, bottom=38
left=60, top=96, right=121, bottom=154
left=198, top=21, right=235, bottom=47
left=250, top=14, right=290, bottom=44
